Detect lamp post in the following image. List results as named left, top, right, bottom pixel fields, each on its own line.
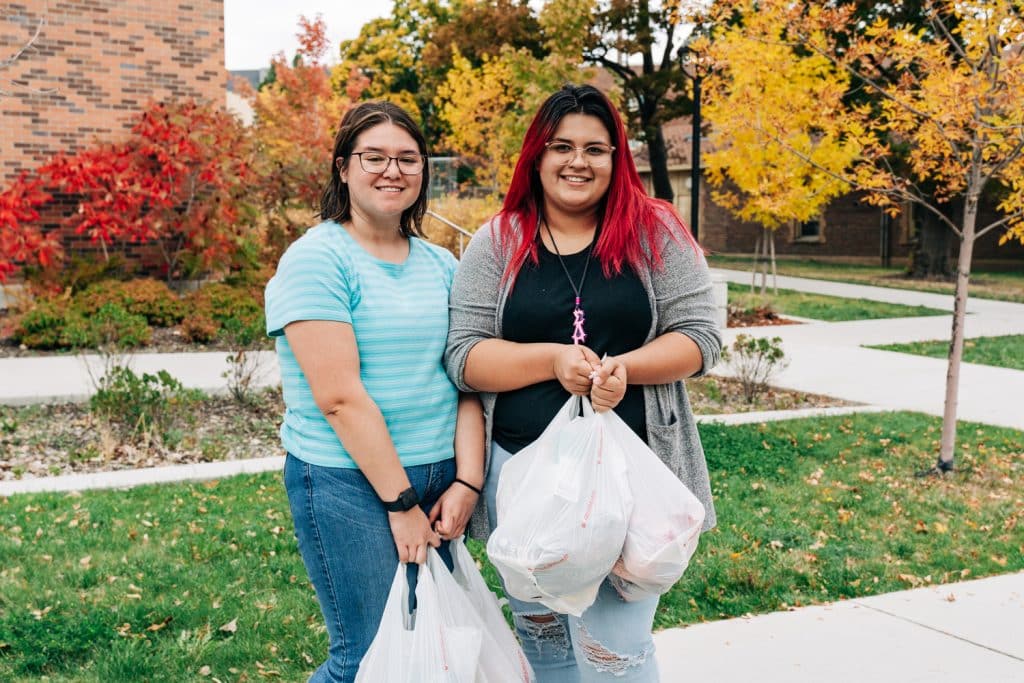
left=680, top=44, right=704, bottom=242
left=690, top=69, right=701, bottom=241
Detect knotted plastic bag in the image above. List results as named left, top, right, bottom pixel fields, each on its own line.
left=605, top=409, right=705, bottom=601
left=487, top=396, right=633, bottom=616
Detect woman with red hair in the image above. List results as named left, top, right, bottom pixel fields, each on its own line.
left=445, top=84, right=721, bottom=681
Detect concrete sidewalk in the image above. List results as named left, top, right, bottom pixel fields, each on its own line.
left=655, top=571, right=1024, bottom=682
left=712, top=268, right=1024, bottom=431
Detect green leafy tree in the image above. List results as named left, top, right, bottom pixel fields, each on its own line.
left=579, top=0, right=699, bottom=203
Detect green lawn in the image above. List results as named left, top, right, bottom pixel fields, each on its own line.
left=727, top=282, right=948, bottom=321
left=870, top=335, right=1024, bottom=371
left=1, top=412, right=1021, bottom=681
left=710, top=255, right=1024, bottom=304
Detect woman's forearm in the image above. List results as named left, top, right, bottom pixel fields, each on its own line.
left=618, top=332, right=704, bottom=385
left=320, top=389, right=412, bottom=502
left=453, top=392, right=485, bottom=488
left=463, top=338, right=563, bottom=392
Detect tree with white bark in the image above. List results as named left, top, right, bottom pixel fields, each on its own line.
left=704, top=0, right=1024, bottom=472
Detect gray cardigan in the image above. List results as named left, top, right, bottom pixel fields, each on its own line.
left=444, top=220, right=722, bottom=541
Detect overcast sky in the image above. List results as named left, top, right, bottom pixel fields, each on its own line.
left=224, top=0, right=395, bottom=71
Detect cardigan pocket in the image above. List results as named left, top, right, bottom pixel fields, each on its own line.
left=646, top=419, right=681, bottom=461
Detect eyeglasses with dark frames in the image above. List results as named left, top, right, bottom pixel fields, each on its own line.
left=544, top=141, right=616, bottom=167
left=344, top=152, right=427, bottom=175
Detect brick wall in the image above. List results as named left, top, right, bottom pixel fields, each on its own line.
left=1, top=0, right=225, bottom=274
left=695, top=173, right=1024, bottom=265
left=1, top=0, right=225, bottom=185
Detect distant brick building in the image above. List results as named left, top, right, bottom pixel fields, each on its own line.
left=0, top=1, right=225, bottom=279
left=1, top=0, right=225, bottom=185
left=635, top=118, right=1024, bottom=266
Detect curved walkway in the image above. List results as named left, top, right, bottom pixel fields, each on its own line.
left=713, top=268, right=1024, bottom=431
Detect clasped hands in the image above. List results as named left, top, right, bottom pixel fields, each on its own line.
left=553, top=344, right=627, bottom=413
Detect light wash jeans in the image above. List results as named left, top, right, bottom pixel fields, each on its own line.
left=486, top=441, right=661, bottom=682
left=284, top=453, right=455, bottom=683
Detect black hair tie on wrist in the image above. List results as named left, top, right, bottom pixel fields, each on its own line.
left=454, top=477, right=482, bottom=496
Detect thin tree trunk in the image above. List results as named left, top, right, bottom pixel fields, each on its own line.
left=759, top=226, right=769, bottom=296
left=937, top=201, right=977, bottom=470
left=769, top=229, right=778, bottom=294
left=751, top=232, right=761, bottom=293
left=909, top=203, right=954, bottom=279
left=646, top=124, right=675, bottom=203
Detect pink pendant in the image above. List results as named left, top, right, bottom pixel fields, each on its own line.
left=571, top=297, right=587, bottom=344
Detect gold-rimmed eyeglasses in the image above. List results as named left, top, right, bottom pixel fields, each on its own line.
left=345, top=152, right=427, bottom=175
left=544, top=141, right=616, bottom=167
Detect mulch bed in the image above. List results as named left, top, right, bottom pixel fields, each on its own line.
left=1, top=378, right=852, bottom=483
left=0, top=324, right=272, bottom=358
left=728, top=305, right=802, bottom=327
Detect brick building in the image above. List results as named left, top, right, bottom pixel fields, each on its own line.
left=1, top=0, right=225, bottom=186
left=636, top=118, right=1024, bottom=266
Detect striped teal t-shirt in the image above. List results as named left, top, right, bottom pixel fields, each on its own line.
left=264, top=221, right=459, bottom=468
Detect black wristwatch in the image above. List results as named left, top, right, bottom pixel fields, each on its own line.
left=382, top=486, right=420, bottom=513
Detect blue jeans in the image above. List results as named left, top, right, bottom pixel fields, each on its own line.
left=486, top=441, right=661, bottom=682
left=284, top=453, right=455, bottom=683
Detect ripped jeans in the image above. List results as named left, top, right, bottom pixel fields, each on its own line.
left=486, top=441, right=661, bottom=682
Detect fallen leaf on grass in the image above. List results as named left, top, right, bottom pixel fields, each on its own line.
left=198, top=665, right=211, bottom=676
left=147, top=616, right=173, bottom=632
left=219, top=618, right=238, bottom=634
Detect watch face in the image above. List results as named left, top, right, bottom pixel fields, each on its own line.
left=400, top=488, right=418, bottom=509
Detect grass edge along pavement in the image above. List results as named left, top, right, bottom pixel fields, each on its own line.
left=709, top=254, right=1024, bottom=304
left=869, top=334, right=1024, bottom=372
left=726, top=282, right=948, bottom=322
left=1, top=411, right=1021, bottom=681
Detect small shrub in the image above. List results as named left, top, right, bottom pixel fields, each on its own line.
left=180, top=283, right=264, bottom=343
left=180, top=313, right=219, bottom=343
left=76, top=279, right=184, bottom=327
left=89, top=366, right=202, bottom=440
left=15, top=300, right=67, bottom=349
left=220, top=315, right=269, bottom=404
left=721, top=334, right=789, bottom=403
left=88, top=303, right=152, bottom=348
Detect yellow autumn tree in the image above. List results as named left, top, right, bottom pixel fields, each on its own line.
left=700, top=9, right=861, bottom=291
left=436, top=46, right=519, bottom=189
left=708, top=0, right=1024, bottom=470
left=436, top=44, right=589, bottom=190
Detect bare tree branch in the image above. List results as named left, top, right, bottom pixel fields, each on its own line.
left=744, top=116, right=964, bottom=236
left=926, top=1, right=969, bottom=64
left=1, top=2, right=56, bottom=96
left=976, top=210, right=1024, bottom=239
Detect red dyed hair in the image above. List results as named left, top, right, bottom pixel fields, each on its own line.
left=494, top=84, right=700, bottom=284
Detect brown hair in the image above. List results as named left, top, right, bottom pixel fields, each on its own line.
left=320, top=101, right=429, bottom=237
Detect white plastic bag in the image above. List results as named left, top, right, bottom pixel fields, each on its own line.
left=432, top=543, right=535, bottom=682
left=487, top=396, right=633, bottom=616
left=605, top=409, right=705, bottom=600
left=356, top=561, right=481, bottom=683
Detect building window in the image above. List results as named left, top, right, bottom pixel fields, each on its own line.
left=789, top=215, right=826, bottom=243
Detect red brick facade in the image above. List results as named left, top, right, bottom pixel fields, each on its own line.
left=1, top=0, right=225, bottom=184
left=697, top=178, right=1024, bottom=265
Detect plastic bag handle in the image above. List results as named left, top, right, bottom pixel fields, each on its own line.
left=580, top=395, right=595, bottom=418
